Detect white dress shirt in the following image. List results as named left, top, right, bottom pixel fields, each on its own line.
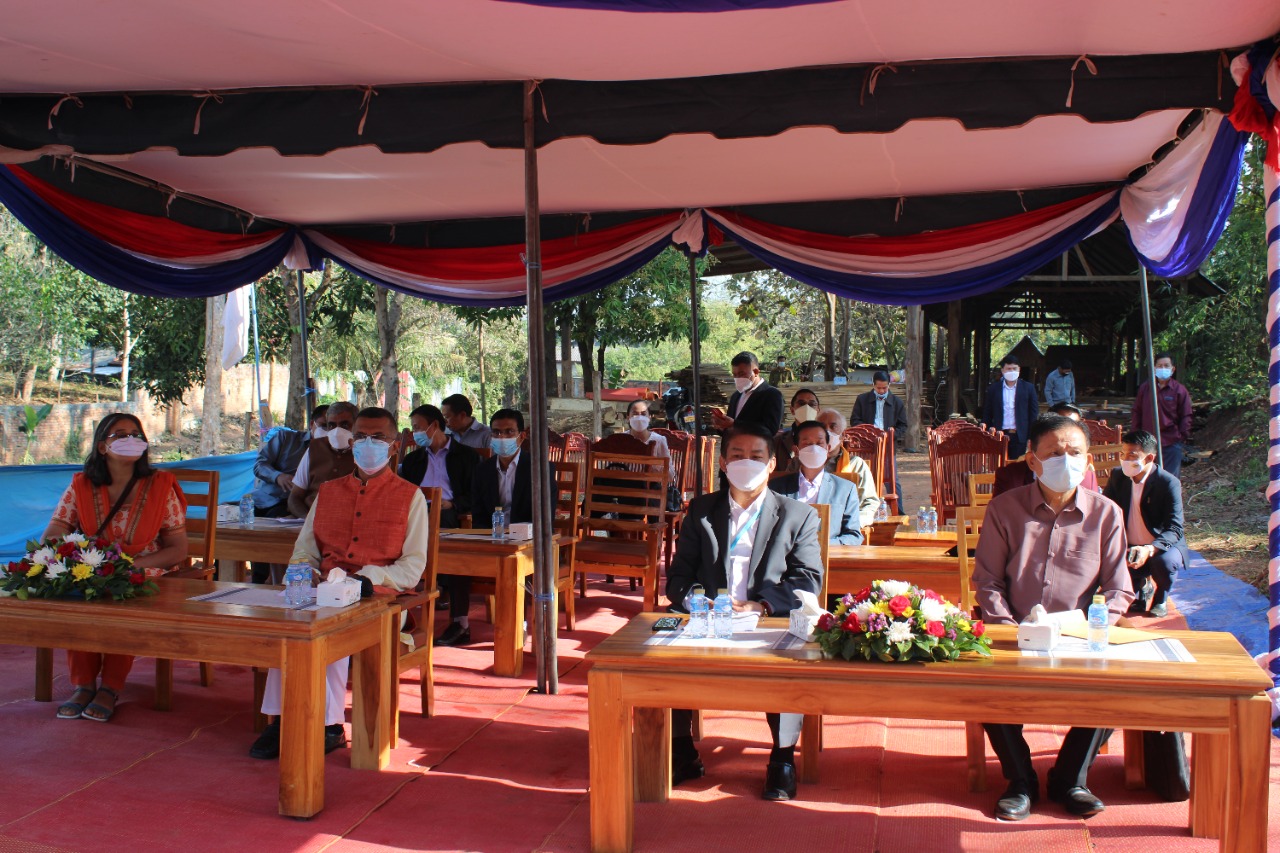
left=733, top=377, right=761, bottom=418
left=874, top=395, right=888, bottom=430
left=1001, top=382, right=1018, bottom=430
left=1126, top=466, right=1156, bottom=546
left=727, top=490, right=768, bottom=601
left=497, top=449, right=522, bottom=515
left=796, top=469, right=824, bottom=505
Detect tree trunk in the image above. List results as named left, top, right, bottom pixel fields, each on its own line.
left=577, top=336, right=596, bottom=398
left=559, top=316, right=573, bottom=397
left=119, top=294, right=131, bottom=402
left=284, top=267, right=308, bottom=429
left=200, top=294, right=226, bottom=457
left=838, top=297, right=851, bottom=372
left=946, top=300, right=962, bottom=417
left=47, top=333, right=61, bottom=382
left=596, top=344, right=607, bottom=388
left=374, top=285, right=404, bottom=423
left=904, top=306, right=924, bottom=450
left=823, top=291, right=837, bottom=378
left=477, top=322, right=488, bottom=423
left=18, top=362, right=36, bottom=403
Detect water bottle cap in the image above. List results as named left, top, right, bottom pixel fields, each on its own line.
left=717, top=588, right=728, bottom=595
left=1093, top=594, right=1106, bottom=604
left=691, top=583, right=705, bottom=594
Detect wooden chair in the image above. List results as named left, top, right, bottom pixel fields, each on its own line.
left=841, top=426, right=885, bottom=504
left=698, top=434, right=720, bottom=495
left=574, top=449, right=668, bottom=610
left=654, top=429, right=692, bottom=569
left=389, top=486, right=443, bottom=740
left=159, top=468, right=221, bottom=691
left=1084, top=419, right=1122, bottom=444
left=395, top=428, right=415, bottom=470
left=928, top=419, right=984, bottom=442
left=929, top=429, right=1008, bottom=524
left=546, top=427, right=567, bottom=464
left=880, top=428, right=900, bottom=515
left=589, top=432, right=653, bottom=456
left=551, top=461, right=583, bottom=628
left=966, top=472, right=996, bottom=509
left=953, top=504, right=986, bottom=612
left=1090, top=443, right=1124, bottom=491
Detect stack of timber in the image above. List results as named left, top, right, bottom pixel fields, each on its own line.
left=668, top=364, right=732, bottom=406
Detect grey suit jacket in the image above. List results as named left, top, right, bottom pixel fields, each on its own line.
left=666, top=488, right=823, bottom=616
left=769, top=471, right=864, bottom=545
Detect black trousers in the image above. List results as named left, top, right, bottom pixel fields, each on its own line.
left=983, top=724, right=1112, bottom=791
left=250, top=501, right=293, bottom=584
left=670, top=709, right=802, bottom=759
left=1130, top=546, right=1184, bottom=605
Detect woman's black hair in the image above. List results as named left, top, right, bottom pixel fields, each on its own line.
left=84, top=413, right=154, bottom=486
left=626, top=398, right=651, bottom=417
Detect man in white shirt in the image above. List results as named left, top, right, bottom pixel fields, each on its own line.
left=981, top=356, right=1039, bottom=458
left=665, top=423, right=823, bottom=801
left=710, top=351, right=785, bottom=435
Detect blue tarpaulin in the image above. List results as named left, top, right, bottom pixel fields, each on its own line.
left=1174, top=550, right=1269, bottom=658
left=0, top=452, right=256, bottom=562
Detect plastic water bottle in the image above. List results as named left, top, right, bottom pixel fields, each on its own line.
left=917, top=506, right=927, bottom=532
left=685, top=584, right=711, bottom=639
left=926, top=506, right=938, bottom=535
left=874, top=499, right=889, bottom=522
left=712, top=588, right=734, bottom=639
left=239, top=493, right=255, bottom=526
left=491, top=509, right=506, bottom=540
left=285, top=564, right=311, bottom=606
left=1087, top=594, right=1109, bottom=652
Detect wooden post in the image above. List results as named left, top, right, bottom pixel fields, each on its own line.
left=947, top=300, right=962, bottom=417
left=904, top=306, right=923, bottom=451
left=199, top=294, right=225, bottom=457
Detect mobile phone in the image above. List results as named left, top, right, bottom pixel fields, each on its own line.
left=1127, top=546, right=1142, bottom=564
left=652, top=616, right=682, bottom=631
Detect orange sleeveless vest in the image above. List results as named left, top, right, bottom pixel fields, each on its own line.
left=312, top=471, right=416, bottom=574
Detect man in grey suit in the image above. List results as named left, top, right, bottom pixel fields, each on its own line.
left=770, top=420, right=864, bottom=545
left=666, top=423, right=824, bottom=802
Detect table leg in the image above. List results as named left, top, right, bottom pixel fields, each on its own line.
left=633, top=707, right=670, bottom=802
left=589, top=669, right=633, bottom=853
left=1220, top=695, right=1270, bottom=852
left=351, top=611, right=393, bottom=771
left=965, top=721, right=987, bottom=792
left=279, top=638, right=326, bottom=818
left=34, top=647, right=53, bottom=702
left=492, top=555, right=526, bottom=677
left=1190, top=732, right=1226, bottom=838
left=800, top=715, right=821, bottom=784
left=1123, top=729, right=1146, bottom=790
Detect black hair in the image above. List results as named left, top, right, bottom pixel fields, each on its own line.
left=1028, top=414, right=1090, bottom=453
left=1154, top=352, right=1174, bottom=364
left=872, top=370, right=890, bottom=383
left=354, top=406, right=398, bottom=435
left=1059, top=360, right=1072, bottom=370
left=626, top=399, right=651, bottom=417
left=491, top=407, right=525, bottom=432
left=1122, top=429, right=1159, bottom=455
left=792, top=420, right=831, bottom=447
left=1049, top=402, right=1082, bottom=418
left=723, top=422, right=776, bottom=459
left=789, top=388, right=820, bottom=407
left=730, top=351, right=759, bottom=369
left=441, top=393, right=474, bottom=417
left=84, top=413, right=154, bottom=487
left=310, top=404, right=330, bottom=423
left=409, top=404, right=446, bottom=430
left=1001, top=355, right=1020, bottom=367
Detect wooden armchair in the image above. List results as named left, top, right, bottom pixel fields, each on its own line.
left=1090, top=443, right=1124, bottom=491
left=390, top=486, right=443, bottom=739
left=159, top=468, right=220, bottom=691
left=929, top=429, right=1008, bottom=524
left=551, top=461, right=583, bottom=628
left=966, top=472, right=996, bottom=509
left=841, top=426, right=885, bottom=502
left=1084, top=419, right=1122, bottom=444
left=654, top=429, right=692, bottom=569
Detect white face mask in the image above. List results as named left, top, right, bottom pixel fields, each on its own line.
left=1035, top=452, right=1087, bottom=493
left=107, top=437, right=148, bottom=459
left=724, top=458, right=770, bottom=492
left=734, top=376, right=755, bottom=394
left=327, top=426, right=353, bottom=451
left=1003, top=370, right=1020, bottom=383
left=629, top=414, right=650, bottom=432
left=793, top=404, right=818, bottom=423
left=312, top=425, right=328, bottom=439
left=798, top=444, right=829, bottom=470
left=1121, top=458, right=1148, bottom=478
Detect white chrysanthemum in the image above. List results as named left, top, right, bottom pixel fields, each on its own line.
left=878, top=580, right=912, bottom=598
left=30, top=546, right=57, bottom=566
left=885, top=620, right=915, bottom=644
left=918, top=597, right=948, bottom=623
left=79, top=548, right=106, bottom=569
left=853, top=600, right=877, bottom=624
left=45, top=561, right=69, bottom=578
left=62, top=533, right=89, bottom=547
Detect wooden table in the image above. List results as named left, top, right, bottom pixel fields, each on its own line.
left=586, top=614, right=1271, bottom=853
left=892, top=528, right=959, bottom=547
left=215, top=519, right=302, bottom=582
left=436, top=530, right=567, bottom=678
left=1, top=578, right=394, bottom=819
left=827, top=544, right=959, bottom=601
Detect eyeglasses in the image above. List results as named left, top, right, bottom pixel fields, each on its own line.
left=491, top=428, right=520, bottom=438
left=352, top=433, right=394, bottom=443
left=105, top=431, right=144, bottom=440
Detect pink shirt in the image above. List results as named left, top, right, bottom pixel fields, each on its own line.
left=973, top=482, right=1133, bottom=625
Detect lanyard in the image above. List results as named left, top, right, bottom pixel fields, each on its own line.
left=729, top=506, right=763, bottom=553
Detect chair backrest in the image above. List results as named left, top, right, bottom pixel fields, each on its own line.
left=1084, top=419, right=1122, bottom=444
left=813, top=502, right=831, bottom=601
left=396, top=428, right=415, bottom=470
left=657, top=429, right=693, bottom=499
left=418, top=486, right=443, bottom=591
left=841, top=426, right=886, bottom=499
left=966, top=472, right=996, bottom=508
left=581, top=452, right=669, bottom=533
left=929, top=419, right=984, bottom=442
left=1089, top=443, right=1124, bottom=491
left=953, top=504, right=986, bottom=612
left=171, top=469, right=219, bottom=570
left=880, top=428, right=899, bottom=514
left=589, top=432, right=654, bottom=456
left=546, top=428, right=567, bottom=464
left=551, top=460, right=581, bottom=536
left=698, top=434, right=720, bottom=495
left=930, top=430, right=1008, bottom=524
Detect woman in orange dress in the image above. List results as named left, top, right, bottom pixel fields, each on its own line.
left=44, top=413, right=187, bottom=722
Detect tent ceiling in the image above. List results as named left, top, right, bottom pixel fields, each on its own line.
left=2, top=0, right=1278, bottom=91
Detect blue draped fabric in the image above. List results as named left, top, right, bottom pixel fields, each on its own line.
left=0, top=452, right=256, bottom=563
left=0, top=167, right=294, bottom=299
left=713, top=194, right=1121, bottom=306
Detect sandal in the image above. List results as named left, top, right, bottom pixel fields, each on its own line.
left=57, top=685, right=97, bottom=720
left=81, top=686, right=120, bottom=722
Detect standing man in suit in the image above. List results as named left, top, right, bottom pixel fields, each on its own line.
left=981, top=356, right=1039, bottom=459
left=850, top=370, right=907, bottom=434
left=1102, top=429, right=1187, bottom=618
left=666, top=423, right=824, bottom=802
left=711, top=351, right=785, bottom=436
left=400, top=403, right=480, bottom=529
left=770, top=420, right=864, bottom=545
left=438, top=408, right=531, bottom=647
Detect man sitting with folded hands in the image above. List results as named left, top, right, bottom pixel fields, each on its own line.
left=249, top=406, right=429, bottom=760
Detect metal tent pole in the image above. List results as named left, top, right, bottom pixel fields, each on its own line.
left=688, top=253, right=704, bottom=496
left=1138, top=266, right=1163, bottom=467
left=523, top=80, right=557, bottom=695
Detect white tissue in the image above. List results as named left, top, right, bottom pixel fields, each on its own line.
left=317, top=567, right=361, bottom=608
left=1017, top=603, right=1063, bottom=650
left=789, top=589, right=826, bottom=641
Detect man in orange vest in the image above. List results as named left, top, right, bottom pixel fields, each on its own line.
left=250, top=406, right=429, bottom=759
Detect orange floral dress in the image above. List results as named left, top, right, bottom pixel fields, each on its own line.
left=52, top=471, right=187, bottom=576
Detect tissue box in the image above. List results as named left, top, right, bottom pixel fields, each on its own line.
left=217, top=505, right=240, bottom=523
left=789, top=608, right=822, bottom=642
left=507, top=522, right=533, bottom=540
left=1017, top=618, right=1060, bottom=651
left=317, top=576, right=361, bottom=608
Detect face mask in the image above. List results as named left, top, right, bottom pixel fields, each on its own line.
left=724, top=458, right=770, bottom=491
left=1154, top=367, right=1173, bottom=381
left=1003, top=370, right=1020, bottom=383
left=108, top=437, right=148, bottom=459
left=874, top=391, right=888, bottom=400
left=629, top=415, right=650, bottom=432
left=793, top=404, right=818, bottom=423
left=412, top=430, right=430, bottom=449
left=1121, top=458, right=1148, bottom=478
left=312, top=425, right=328, bottom=440
left=777, top=361, right=785, bottom=368
left=1035, top=452, right=1087, bottom=493
left=351, top=438, right=391, bottom=474
left=491, top=436, right=520, bottom=458
left=327, top=426, right=353, bottom=451
left=798, top=444, right=829, bottom=469
left=734, top=376, right=754, bottom=394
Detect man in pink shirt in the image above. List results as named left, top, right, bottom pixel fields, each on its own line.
left=973, top=415, right=1134, bottom=822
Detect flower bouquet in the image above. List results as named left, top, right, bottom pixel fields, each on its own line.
left=814, top=579, right=991, bottom=663
left=2, top=534, right=156, bottom=601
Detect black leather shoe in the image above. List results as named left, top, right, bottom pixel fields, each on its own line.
left=249, top=722, right=280, bottom=760
left=672, top=756, right=705, bottom=787
left=437, top=622, right=471, bottom=647
left=1052, top=786, right=1105, bottom=817
left=762, top=760, right=797, bottom=801
left=994, top=782, right=1038, bottom=821
left=324, top=724, right=347, bottom=754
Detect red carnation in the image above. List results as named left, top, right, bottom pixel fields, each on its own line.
left=972, top=620, right=986, bottom=637
left=854, top=586, right=872, bottom=603
left=129, top=572, right=145, bottom=585
left=56, top=543, right=78, bottom=558
left=923, top=589, right=941, bottom=602
left=817, top=613, right=835, bottom=632
left=842, top=612, right=863, bottom=633
left=99, top=565, right=115, bottom=577
left=887, top=595, right=912, bottom=617
left=7, top=561, right=24, bottom=575
left=95, top=537, right=111, bottom=550
left=926, top=621, right=945, bottom=637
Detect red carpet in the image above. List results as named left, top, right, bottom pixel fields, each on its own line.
left=1, top=584, right=1277, bottom=852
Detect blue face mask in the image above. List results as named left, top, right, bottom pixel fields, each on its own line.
left=412, top=430, right=430, bottom=448
left=490, top=436, right=519, bottom=458
left=351, top=438, right=391, bottom=474
left=1154, top=367, right=1173, bottom=381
